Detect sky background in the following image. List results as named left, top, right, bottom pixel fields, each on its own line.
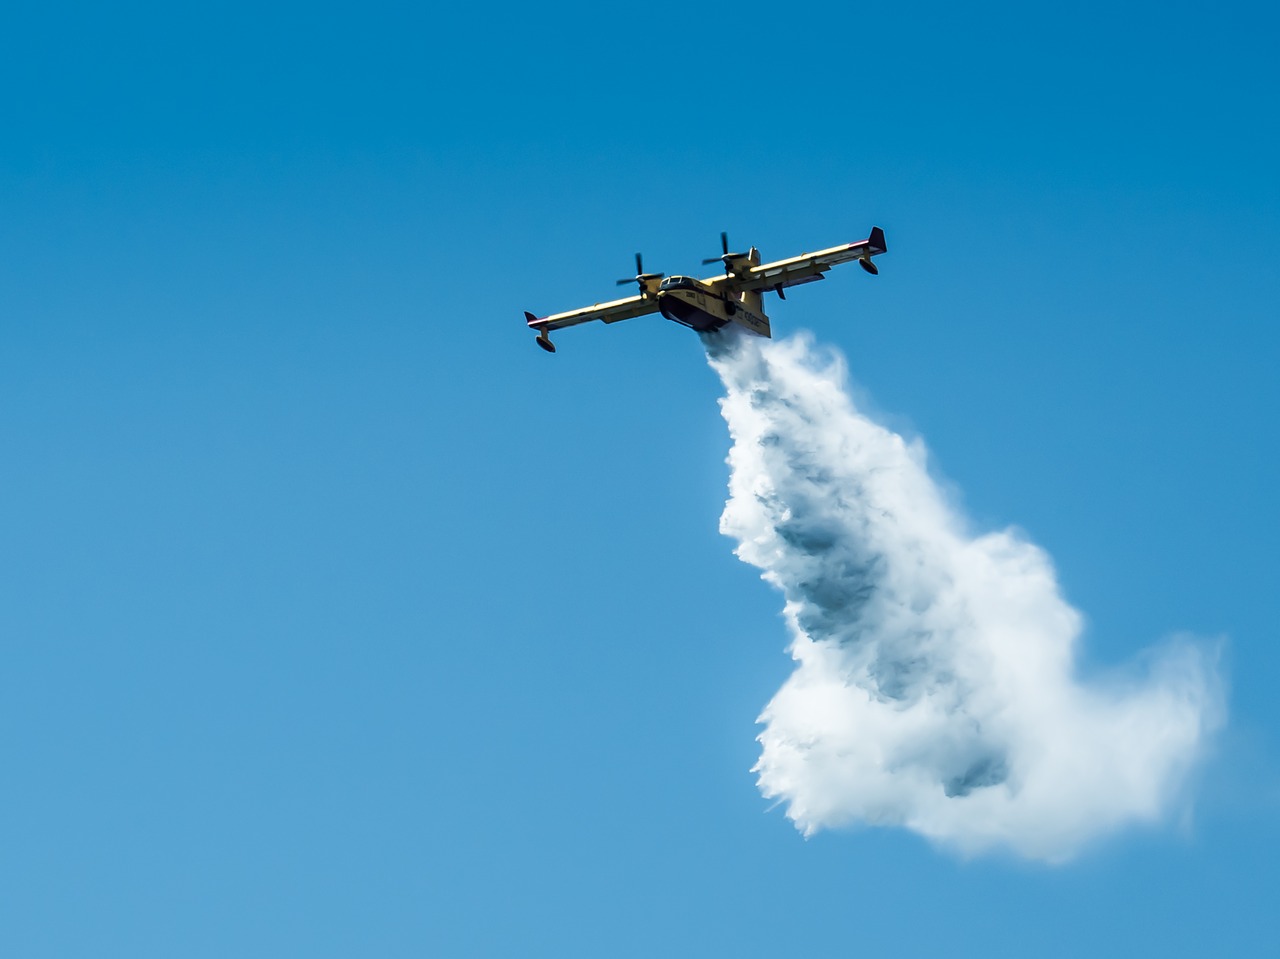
left=2, top=1, right=1278, bottom=955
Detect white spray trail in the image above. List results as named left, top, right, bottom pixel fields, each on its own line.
left=705, top=328, right=1224, bottom=862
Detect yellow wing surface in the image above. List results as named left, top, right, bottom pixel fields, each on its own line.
left=707, top=227, right=887, bottom=295
left=524, top=294, right=659, bottom=333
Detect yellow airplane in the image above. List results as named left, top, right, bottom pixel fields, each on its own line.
left=524, top=227, right=886, bottom=353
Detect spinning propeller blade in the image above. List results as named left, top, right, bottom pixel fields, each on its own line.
left=616, top=252, right=663, bottom=289
left=703, top=231, right=748, bottom=273
left=701, top=232, right=730, bottom=265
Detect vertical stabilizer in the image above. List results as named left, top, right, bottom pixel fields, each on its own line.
left=735, top=289, right=771, bottom=338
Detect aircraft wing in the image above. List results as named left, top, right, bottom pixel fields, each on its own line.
left=710, top=226, right=887, bottom=295
left=524, top=293, right=660, bottom=333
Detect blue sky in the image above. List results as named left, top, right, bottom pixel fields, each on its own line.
left=2, top=1, right=1277, bottom=955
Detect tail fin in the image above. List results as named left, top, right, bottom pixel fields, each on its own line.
left=868, top=226, right=887, bottom=254
left=733, top=293, right=772, bottom=339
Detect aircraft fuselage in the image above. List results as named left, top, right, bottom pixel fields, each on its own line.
left=655, top=276, right=771, bottom=337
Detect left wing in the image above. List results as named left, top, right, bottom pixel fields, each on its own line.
left=524, top=293, right=660, bottom=333
left=523, top=293, right=660, bottom=353
left=710, top=226, right=887, bottom=295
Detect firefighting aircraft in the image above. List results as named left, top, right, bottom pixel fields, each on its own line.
left=523, top=226, right=886, bottom=352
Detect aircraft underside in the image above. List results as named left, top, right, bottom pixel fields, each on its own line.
left=657, top=291, right=731, bottom=332
left=657, top=290, right=771, bottom=338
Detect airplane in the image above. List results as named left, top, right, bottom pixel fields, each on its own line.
left=523, top=226, right=886, bottom=353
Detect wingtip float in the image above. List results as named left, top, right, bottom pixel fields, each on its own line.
left=523, top=226, right=887, bottom=353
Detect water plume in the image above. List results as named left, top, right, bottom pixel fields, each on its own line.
left=705, top=328, right=1223, bottom=862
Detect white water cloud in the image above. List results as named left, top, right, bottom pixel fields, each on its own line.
left=706, top=329, right=1224, bottom=862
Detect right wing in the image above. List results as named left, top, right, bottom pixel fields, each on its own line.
left=714, top=226, right=887, bottom=295
left=524, top=293, right=660, bottom=333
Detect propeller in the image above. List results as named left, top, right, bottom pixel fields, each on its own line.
left=702, top=231, right=749, bottom=273
left=701, top=232, right=728, bottom=265
left=616, top=252, right=663, bottom=290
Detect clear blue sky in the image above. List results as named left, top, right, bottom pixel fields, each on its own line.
left=2, top=1, right=1277, bottom=955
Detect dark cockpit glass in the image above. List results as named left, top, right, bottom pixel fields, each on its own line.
left=660, top=276, right=697, bottom=292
